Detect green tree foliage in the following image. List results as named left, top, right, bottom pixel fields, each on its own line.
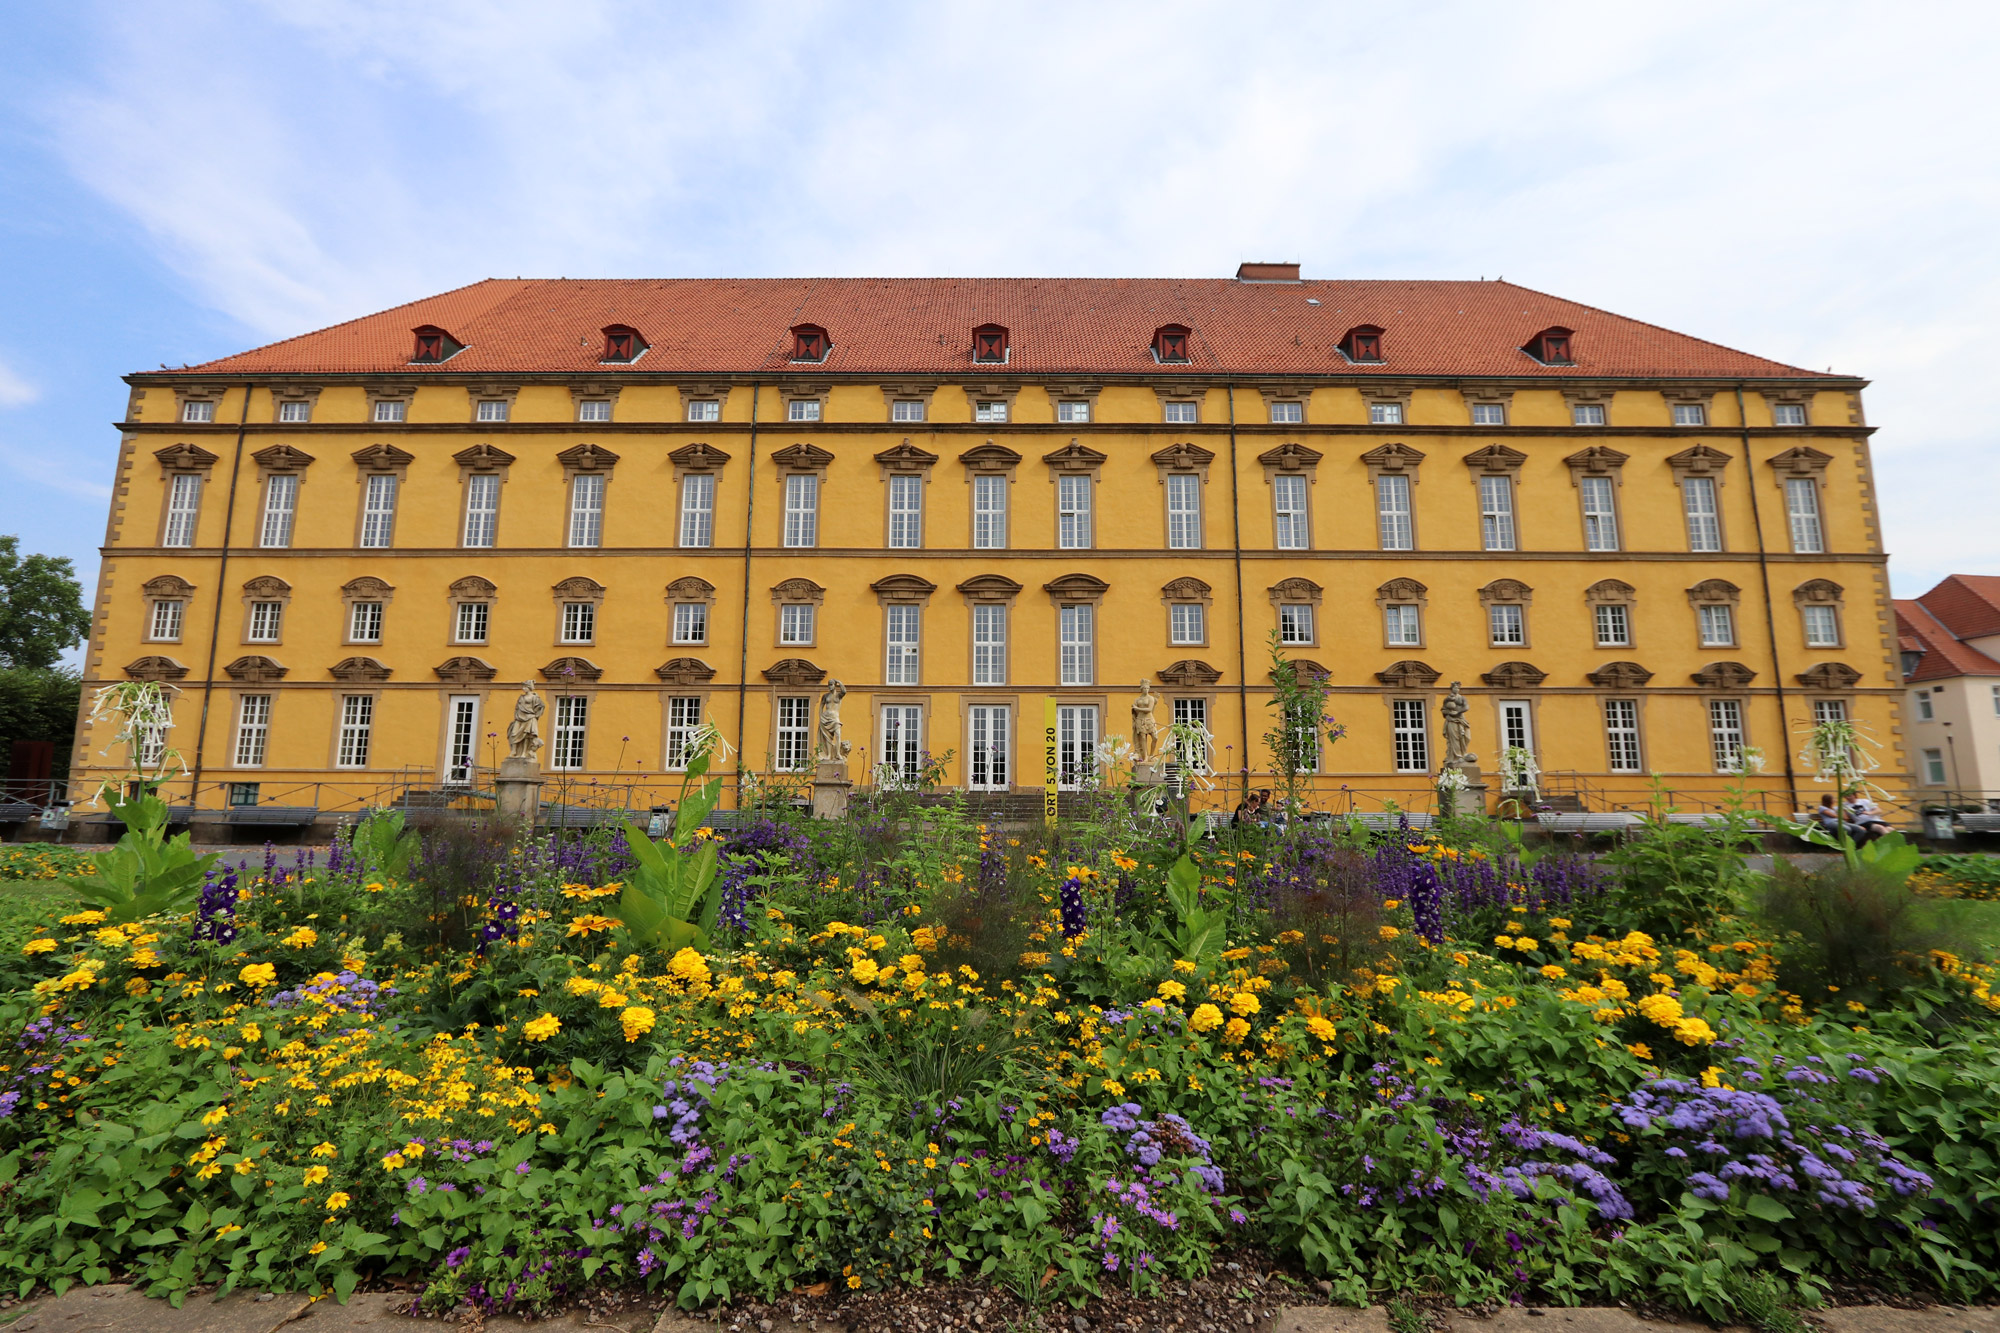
left=0, top=535, right=90, bottom=670
left=0, top=665, right=81, bottom=782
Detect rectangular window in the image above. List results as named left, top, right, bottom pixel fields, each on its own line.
left=1392, top=698, right=1429, bottom=772
left=1479, top=475, right=1516, bottom=551
left=1708, top=699, right=1745, bottom=771
left=780, top=603, right=815, bottom=646
left=336, top=694, right=374, bottom=768
left=551, top=695, right=589, bottom=770
left=775, top=696, right=812, bottom=771
left=455, top=601, right=489, bottom=645
left=1916, top=689, right=1933, bottom=721
left=1272, top=474, right=1309, bottom=550
left=1572, top=404, right=1606, bottom=426
left=1060, top=603, right=1094, bottom=686
left=163, top=474, right=202, bottom=547
left=1376, top=473, right=1413, bottom=550
left=972, top=603, right=1006, bottom=685
left=373, top=400, right=406, bottom=423
left=1368, top=402, right=1403, bottom=425
left=577, top=399, right=611, bottom=422
left=233, top=694, right=271, bottom=767
left=890, top=399, right=926, bottom=423
left=226, top=782, right=259, bottom=807
left=885, top=604, right=920, bottom=685
left=1773, top=403, right=1807, bottom=427
left=1812, top=698, right=1848, bottom=726
left=445, top=695, right=480, bottom=785
left=348, top=601, right=383, bottom=644
left=887, top=474, right=924, bottom=548
left=1603, top=699, right=1642, bottom=772
left=1802, top=604, right=1840, bottom=647
left=788, top=399, right=821, bottom=422
left=1595, top=602, right=1631, bottom=647
left=1992, top=684, right=1999, bottom=717
left=1383, top=604, right=1420, bottom=647
left=1580, top=475, right=1619, bottom=551
left=879, top=705, right=922, bottom=786
left=1672, top=403, right=1707, bottom=426
left=149, top=599, right=184, bottom=641
left=687, top=398, right=721, bottom=422
left=1499, top=699, right=1534, bottom=757
left=461, top=474, right=499, bottom=548
left=975, top=400, right=1010, bottom=424
left=1699, top=604, right=1736, bottom=648
left=672, top=602, right=707, bottom=645
left=783, top=474, right=818, bottom=548
left=1489, top=602, right=1525, bottom=646
left=679, top=473, right=715, bottom=548
left=665, top=696, right=702, bottom=772
left=1058, top=474, right=1093, bottom=549
left=562, top=601, right=597, bottom=644
left=182, top=399, right=215, bottom=423
left=1682, top=476, right=1721, bottom=552
left=1923, top=747, right=1947, bottom=785
left=1471, top=402, right=1506, bottom=426
left=1170, top=602, right=1205, bottom=646
left=1056, top=704, right=1098, bottom=790
left=1165, top=473, right=1202, bottom=549
left=259, top=474, right=297, bottom=548
left=1786, top=478, right=1824, bottom=553
left=967, top=704, right=1009, bottom=789
left=247, top=601, right=283, bottom=643
left=1280, top=603, right=1316, bottom=644
left=1163, top=401, right=1198, bottom=424
left=1056, top=400, right=1091, bottom=423
left=972, top=474, right=1008, bottom=549
left=278, top=399, right=311, bottom=423
left=1269, top=401, right=1303, bottom=424
left=1171, top=696, right=1210, bottom=773
left=360, top=474, right=398, bottom=548
left=476, top=400, right=509, bottom=423
left=568, top=473, right=605, bottom=548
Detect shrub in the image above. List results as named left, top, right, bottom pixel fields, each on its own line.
left=1757, top=860, right=1973, bottom=1009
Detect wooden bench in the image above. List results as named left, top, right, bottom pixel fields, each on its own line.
left=222, top=805, right=319, bottom=829
left=538, top=806, right=626, bottom=830
left=1536, top=812, right=1642, bottom=835
left=1664, top=811, right=1772, bottom=833
left=0, top=802, right=37, bottom=826
left=1344, top=811, right=1435, bottom=832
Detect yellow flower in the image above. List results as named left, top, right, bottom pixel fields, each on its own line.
left=59, top=911, right=106, bottom=926
left=523, top=1013, right=562, bottom=1042
left=201, top=1106, right=230, bottom=1126
left=308, top=1241, right=328, bottom=1256
left=381, top=1152, right=406, bottom=1170
left=215, top=1224, right=241, bottom=1238
left=1305, top=1015, right=1337, bottom=1042
left=848, top=1276, right=862, bottom=1290
left=239, top=963, right=277, bottom=988
left=1223, top=1017, right=1251, bottom=1043
left=325, top=1191, right=350, bottom=1211
left=1493, top=935, right=1515, bottom=949
left=1172, top=958, right=1197, bottom=974
left=1229, top=991, right=1260, bottom=1016
left=282, top=927, right=319, bottom=949
left=1539, top=965, right=1567, bottom=980
left=1378, top=925, right=1401, bottom=941
left=898, top=954, right=925, bottom=973
left=1627, top=1043, right=1653, bottom=1060
left=240, top=1022, right=263, bottom=1042
left=620, top=1005, right=657, bottom=1041
left=1549, top=918, right=1572, bottom=930
left=566, top=914, right=619, bottom=938
left=303, top=1165, right=329, bottom=1185
left=1156, top=980, right=1187, bottom=1002
left=1190, top=1003, right=1224, bottom=1032
left=22, top=938, right=56, bottom=955
left=310, top=1142, right=338, bottom=1159
left=1102, top=1079, right=1126, bottom=1095
left=668, top=948, right=711, bottom=985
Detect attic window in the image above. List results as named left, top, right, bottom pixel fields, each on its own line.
left=972, top=323, right=1009, bottom=364
left=600, top=324, right=647, bottom=363
left=790, top=324, right=830, bottom=363
left=410, top=325, right=464, bottom=364
left=1153, top=324, right=1191, bottom=364
left=1524, top=327, right=1575, bottom=366
left=1339, top=325, right=1385, bottom=363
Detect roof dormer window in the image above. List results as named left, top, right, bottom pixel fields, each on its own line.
left=972, top=323, right=1009, bottom=364
left=790, top=324, right=830, bottom=363
left=1523, top=327, right=1575, bottom=366
left=1152, top=324, right=1191, bottom=364
left=600, top=324, right=647, bottom=363
left=410, top=325, right=464, bottom=364
left=1339, top=324, right=1385, bottom=363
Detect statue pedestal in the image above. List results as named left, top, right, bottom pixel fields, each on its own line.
left=811, top=759, right=852, bottom=821
left=1131, top=760, right=1163, bottom=787
left=1450, top=761, right=1488, bottom=817
left=495, top=756, right=543, bottom=821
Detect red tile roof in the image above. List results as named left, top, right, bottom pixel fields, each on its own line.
left=1915, top=574, right=2000, bottom=642
left=1895, top=599, right=2000, bottom=682
left=141, top=278, right=1844, bottom=381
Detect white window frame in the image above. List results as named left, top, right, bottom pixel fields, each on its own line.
left=1991, top=684, right=1999, bottom=717
left=1171, top=696, right=1210, bottom=774
left=1812, top=698, right=1848, bottom=726
left=974, top=400, right=1009, bottom=424
left=1604, top=698, right=1642, bottom=772
left=561, top=601, right=597, bottom=645
left=1058, top=475, right=1093, bottom=550
left=1773, top=403, right=1807, bottom=427
left=885, top=604, right=921, bottom=685
left=1915, top=689, right=1933, bottom=721
left=1269, top=400, right=1303, bottom=424
left=234, top=694, right=271, bottom=767
left=1272, top=474, right=1309, bottom=550
left=1786, top=478, right=1825, bottom=553
left=551, top=695, right=589, bottom=771
left=1572, top=404, right=1606, bottom=427
left=278, top=399, right=311, bottom=423
left=1471, top=402, right=1506, bottom=426
left=1059, top=603, right=1094, bottom=686
left=686, top=398, right=721, bottom=423
left=1488, top=602, right=1525, bottom=647
left=576, top=399, right=611, bottom=423
left=1595, top=602, right=1631, bottom=648
left=1802, top=604, right=1840, bottom=648
left=1708, top=698, right=1745, bottom=772
left=568, top=473, right=605, bottom=548
left=348, top=600, right=383, bottom=644
left=775, top=696, right=812, bottom=771
left=336, top=693, right=374, bottom=768
left=1057, top=400, right=1092, bottom=424
left=1165, top=473, right=1202, bottom=549
left=779, top=603, right=815, bottom=647
left=1169, top=602, right=1205, bottom=646
left=259, top=474, right=297, bottom=549
left=1280, top=603, right=1316, bottom=645
left=1162, top=401, right=1198, bottom=424
left=679, top=473, right=715, bottom=549
left=148, top=599, right=184, bottom=642
left=971, top=603, right=1007, bottom=685
left=163, top=474, right=202, bottom=547
left=373, top=400, right=407, bottom=423
left=879, top=705, right=923, bottom=787
left=1368, top=402, right=1403, bottom=425
left=665, top=696, right=702, bottom=772
left=247, top=600, right=283, bottom=644
left=475, top=399, right=510, bottom=423
left=1479, top=474, right=1516, bottom=552
left=1580, top=475, right=1620, bottom=551
left=887, top=474, right=924, bottom=548
left=967, top=704, right=1010, bottom=790
left=1383, top=604, right=1420, bottom=647
left=455, top=600, right=490, bottom=645
left=787, top=399, right=821, bottom=423
left=1056, top=704, right=1098, bottom=790
left=891, top=399, right=926, bottom=423
left=445, top=695, right=480, bottom=785
left=1672, top=404, right=1707, bottom=427
left=1498, top=699, right=1534, bottom=756
left=1922, top=747, right=1947, bottom=785
left=462, top=473, right=499, bottom=548
left=182, top=400, right=215, bottom=423
left=972, top=474, right=1007, bottom=549
left=1376, top=473, right=1413, bottom=551
left=1682, top=475, right=1721, bottom=552
left=672, top=602, right=707, bottom=645
left=783, top=474, right=818, bottom=548
left=1392, top=699, right=1429, bottom=773
left=359, top=474, right=398, bottom=549
left=1699, top=604, right=1736, bottom=648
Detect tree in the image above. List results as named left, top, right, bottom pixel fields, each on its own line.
left=0, top=665, right=82, bottom=785
left=0, top=535, right=91, bottom=669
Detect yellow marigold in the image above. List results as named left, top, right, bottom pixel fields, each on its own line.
left=1140, top=997, right=1167, bottom=1010
left=1540, top=965, right=1567, bottom=980
left=668, top=948, right=711, bottom=985
left=124, top=976, right=151, bottom=997
left=239, top=963, right=278, bottom=988
left=522, top=1013, right=562, bottom=1042
left=1305, top=1015, right=1337, bottom=1042
left=60, top=911, right=106, bottom=925
left=1156, top=980, right=1188, bottom=1002
left=898, top=953, right=925, bottom=973
left=1172, top=958, right=1198, bottom=974
left=1223, top=1017, right=1251, bottom=1043
left=1378, top=925, right=1402, bottom=941
left=1189, top=1003, right=1224, bottom=1032
left=1673, top=1016, right=1718, bottom=1046
left=325, top=1191, right=350, bottom=1211
left=1513, top=937, right=1538, bottom=951
left=303, top=1165, right=329, bottom=1185
left=1635, top=993, right=1684, bottom=1027
left=1627, top=1043, right=1653, bottom=1060
left=620, top=1005, right=657, bottom=1041
left=1276, top=930, right=1305, bottom=945
left=1229, top=991, right=1260, bottom=1016
left=1494, top=935, right=1515, bottom=949
left=566, top=915, right=618, bottom=938
left=283, top=927, right=319, bottom=949
left=22, top=938, right=56, bottom=955
left=851, top=958, right=881, bottom=985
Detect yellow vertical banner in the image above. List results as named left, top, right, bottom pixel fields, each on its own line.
left=1043, top=696, right=1059, bottom=824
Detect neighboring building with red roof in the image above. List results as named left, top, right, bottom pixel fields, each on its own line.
left=1897, top=577, right=2000, bottom=801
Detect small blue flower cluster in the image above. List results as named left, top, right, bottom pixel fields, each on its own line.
left=1099, top=1102, right=1225, bottom=1194
left=267, top=969, right=389, bottom=1015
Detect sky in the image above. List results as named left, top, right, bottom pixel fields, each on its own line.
left=3, top=0, right=1998, bottom=639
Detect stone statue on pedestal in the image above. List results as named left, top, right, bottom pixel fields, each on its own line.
left=816, top=679, right=851, bottom=763
left=506, top=682, right=545, bottom=764
left=1441, top=680, right=1474, bottom=769
left=1131, top=679, right=1160, bottom=763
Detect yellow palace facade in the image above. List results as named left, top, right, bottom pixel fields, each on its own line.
left=76, top=267, right=1908, bottom=817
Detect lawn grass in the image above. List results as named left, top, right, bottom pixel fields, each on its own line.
left=0, top=877, right=79, bottom=952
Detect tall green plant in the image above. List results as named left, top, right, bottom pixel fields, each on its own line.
left=1262, top=631, right=1343, bottom=811
left=350, top=808, right=419, bottom=880
left=58, top=791, right=217, bottom=923
left=613, top=735, right=727, bottom=951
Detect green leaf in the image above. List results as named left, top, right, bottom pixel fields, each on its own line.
left=1743, top=1194, right=1793, bottom=1224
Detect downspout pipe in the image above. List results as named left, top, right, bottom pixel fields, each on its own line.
left=187, top=383, right=253, bottom=803
left=733, top=384, right=760, bottom=807
left=1736, top=384, right=1800, bottom=812
left=1227, top=383, right=1250, bottom=800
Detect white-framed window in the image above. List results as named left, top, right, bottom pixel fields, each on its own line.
left=1802, top=604, right=1840, bottom=648
left=1392, top=699, right=1429, bottom=772
left=880, top=705, right=922, bottom=786
left=360, top=474, right=398, bottom=549
left=972, top=474, right=1007, bottom=549
left=1376, top=473, right=1413, bottom=551
left=373, top=400, right=407, bottom=423
left=783, top=474, right=818, bottom=548
left=1280, top=603, right=1316, bottom=644
left=476, top=399, right=509, bottom=423
left=1165, top=473, right=1202, bottom=549
left=972, top=603, right=1006, bottom=685
left=336, top=694, right=374, bottom=768
left=1471, top=402, right=1506, bottom=426
left=1699, top=604, right=1736, bottom=648
left=1172, top=696, right=1210, bottom=773
left=1056, top=704, right=1098, bottom=790
left=890, top=399, right=926, bottom=423
left=148, top=599, right=184, bottom=641
left=278, top=399, right=311, bottom=423
left=260, top=475, right=297, bottom=549
left=1272, top=474, right=1309, bottom=550
left=1383, top=603, right=1420, bottom=647
left=1269, top=400, right=1303, bottom=424
left=455, top=600, right=489, bottom=645
left=665, top=696, right=702, bottom=772
left=247, top=600, right=283, bottom=643
left=1170, top=602, right=1205, bottom=646
left=1673, top=403, right=1707, bottom=427
left=1369, top=402, right=1403, bottom=425
left=888, top=474, right=924, bottom=548
left=1479, top=474, right=1516, bottom=551
left=1489, top=602, right=1525, bottom=646
left=1786, top=478, right=1824, bottom=553
left=1498, top=699, right=1534, bottom=757
left=233, top=694, right=271, bottom=767
left=445, top=695, right=480, bottom=785
left=551, top=695, right=589, bottom=770
left=967, top=704, right=1009, bottom=790
left=686, top=398, right=721, bottom=422
left=348, top=601, right=383, bottom=644
left=1682, top=476, right=1721, bottom=552
left=1915, top=689, right=1933, bottom=721
left=1163, top=401, right=1198, bottom=424
left=461, top=474, right=499, bottom=548
left=1595, top=603, right=1631, bottom=647
left=1580, top=476, right=1619, bottom=551
left=1572, top=404, right=1606, bottom=426
left=568, top=473, right=605, bottom=548
left=679, top=473, right=715, bottom=549
left=1059, top=603, right=1094, bottom=685
left=885, top=604, right=920, bottom=685
left=975, top=399, right=1009, bottom=424
left=1773, top=403, right=1808, bottom=427
left=163, top=474, right=202, bottom=547
left=672, top=602, right=707, bottom=645
left=1991, top=684, right=1999, bottom=717
left=1603, top=699, right=1642, bottom=772
left=577, top=399, right=612, bottom=422
left=1707, top=699, right=1745, bottom=772
left=1922, top=747, right=1947, bottom=785
left=1813, top=698, right=1848, bottom=726
left=780, top=603, right=815, bottom=646
left=182, top=399, right=215, bottom=423
left=775, top=696, right=813, bottom=771
left=788, top=399, right=821, bottom=423
left=1058, top=474, right=1093, bottom=549
left=1056, top=400, right=1091, bottom=424
left=561, top=601, right=597, bottom=644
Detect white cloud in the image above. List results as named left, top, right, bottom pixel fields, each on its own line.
left=0, top=358, right=38, bottom=408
